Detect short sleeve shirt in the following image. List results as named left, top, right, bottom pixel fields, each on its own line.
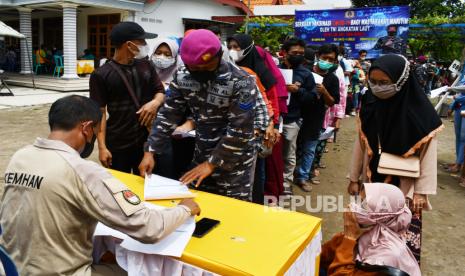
left=90, top=59, right=164, bottom=151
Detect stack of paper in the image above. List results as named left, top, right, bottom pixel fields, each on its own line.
left=280, top=69, right=293, bottom=85
left=430, top=86, right=449, bottom=98
left=94, top=203, right=195, bottom=257
left=144, top=174, right=195, bottom=200
left=319, top=127, right=335, bottom=141
left=312, top=72, right=324, bottom=85
left=171, top=129, right=196, bottom=138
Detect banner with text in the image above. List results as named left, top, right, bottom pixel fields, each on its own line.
left=295, top=6, right=410, bottom=59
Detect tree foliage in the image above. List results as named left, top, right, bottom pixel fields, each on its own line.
left=239, top=17, right=294, bottom=53
left=351, top=1, right=465, bottom=60
left=409, top=15, right=465, bottom=61
left=351, top=0, right=465, bottom=18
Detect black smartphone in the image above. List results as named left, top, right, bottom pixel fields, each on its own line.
left=193, top=218, right=220, bottom=238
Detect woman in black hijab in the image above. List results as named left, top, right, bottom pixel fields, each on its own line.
left=227, top=34, right=283, bottom=204
left=227, top=34, right=276, bottom=90
left=348, top=54, right=444, bottom=264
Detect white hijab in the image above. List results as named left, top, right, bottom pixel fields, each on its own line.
left=151, top=38, right=183, bottom=84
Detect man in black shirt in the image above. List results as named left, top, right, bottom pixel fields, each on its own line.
left=296, top=44, right=340, bottom=188
left=280, top=38, right=317, bottom=193
left=90, top=22, right=165, bottom=174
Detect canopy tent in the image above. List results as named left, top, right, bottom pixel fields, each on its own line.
left=0, top=20, right=35, bottom=94
left=0, top=21, right=25, bottom=38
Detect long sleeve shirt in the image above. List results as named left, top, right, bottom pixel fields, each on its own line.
left=147, top=61, right=256, bottom=171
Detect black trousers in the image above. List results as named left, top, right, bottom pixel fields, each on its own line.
left=110, top=146, right=144, bottom=175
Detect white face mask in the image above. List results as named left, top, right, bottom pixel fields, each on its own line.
left=229, top=42, right=254, bottom=63
left=152, top=54, right=176, bottom=69
left=129, top=42, right=150, bottom=59
left=229, top=49, right=245, bottom=62
left=369, top=81, right=398, bottom=99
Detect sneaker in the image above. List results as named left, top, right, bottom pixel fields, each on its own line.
left=295, top=180, right=312, bottom=192
left=283, top=182, right=294, bottom=195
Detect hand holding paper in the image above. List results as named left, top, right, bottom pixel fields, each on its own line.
left=312, top=72, right=324, bottom=85
left=280, top=69, right=293, bottom=85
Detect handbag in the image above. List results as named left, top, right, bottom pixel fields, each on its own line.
left=377, top=137, right=420, bottom=178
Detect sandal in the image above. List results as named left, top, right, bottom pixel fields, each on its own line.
left=313, top=169, right=320, bottom=177
left=441, top=163, right=454, bottom=169
left=445, top=165, right=460, bottom=173
left=318, top=164, right=327, bottom=169
left=310, top=177, right=321, bottom=185
left=459, top=177, right=465, bottom=188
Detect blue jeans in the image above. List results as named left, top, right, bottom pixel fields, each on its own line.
left=295, top=139, right=319, bottom=181
left=454, top=112, right=465, bottom=164
left=352, top=93, right=359, bottom=111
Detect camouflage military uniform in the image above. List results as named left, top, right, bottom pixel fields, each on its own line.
left=373, top=36, right=407, bottom=56
left=147, top=61, right=257, bottom=200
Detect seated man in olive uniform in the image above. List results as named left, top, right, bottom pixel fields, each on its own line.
left=0, top=95, right=200, bottom=275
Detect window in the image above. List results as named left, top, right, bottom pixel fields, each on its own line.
left=87, top=14, right=120, bottom=59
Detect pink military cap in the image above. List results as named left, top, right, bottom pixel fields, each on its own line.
left=180, top=29, right=221, bottom=66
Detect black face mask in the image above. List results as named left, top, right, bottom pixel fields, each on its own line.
left=287, top=55, right=305, bottom=68
left=303, top=61, right=314, bottom=72
left=80, top=132, right=97, bottom=159
left=388, top=31, right=397, bottom=37
left=188, top=51, right=222, bottom=84
left=189, top=70, right=218, bottom=83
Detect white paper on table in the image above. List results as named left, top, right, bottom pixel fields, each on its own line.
left=280, top=69, right=293, bottom=85
left=93, top=203, right=195, bottom=257
left=94, top=222, right=129, bottom=240
left=430, top=86, right=449, bottom=98
left=171, top=129, right=196, bottom=138
left=144, top=174, right=195, bottom=200
left=312, top=73, right=324, bottom=85
left=319, top=127, right=335, bottom=141
left=120, top=217, right=194, bottom=257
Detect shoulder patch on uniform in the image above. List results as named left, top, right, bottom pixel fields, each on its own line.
left=122, top=190, right=141, bottom=205
left=238, top=89, right=254, bottom=111
left=102, top=178, right=144, bottom=216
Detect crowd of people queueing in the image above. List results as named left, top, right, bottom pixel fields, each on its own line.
left=0, top=21, right=444, bottom=276
left=89, top=22, right=442, bottom=274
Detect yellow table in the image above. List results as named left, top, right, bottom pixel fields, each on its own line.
left=110, top=170, right=322, bottom=276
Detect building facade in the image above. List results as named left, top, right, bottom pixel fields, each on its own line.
left=0, top=0, right=250, bottom=79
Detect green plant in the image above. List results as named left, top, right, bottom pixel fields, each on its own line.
left=409, top=15, right=465, bottom=61
left=352, top=0, right=465, bottom=18
left=238, top=17, right=294, bottom=53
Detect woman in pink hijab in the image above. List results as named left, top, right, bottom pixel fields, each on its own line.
left=321, top=183, right=421, bottom=276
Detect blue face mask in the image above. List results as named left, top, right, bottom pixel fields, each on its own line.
left=318, top=60, right=335, bottom=71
